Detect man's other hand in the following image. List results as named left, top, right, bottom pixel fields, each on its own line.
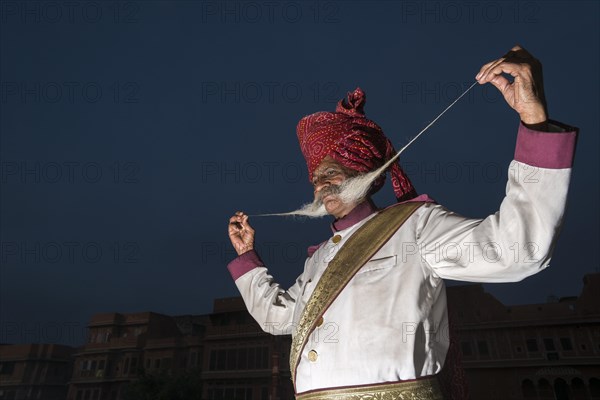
left=476, top=45, right=548, bottom=125
left=228, top=211, right=255, bottom=256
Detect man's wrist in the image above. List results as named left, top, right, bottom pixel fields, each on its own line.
left=519, top=105, right=547, bottom=126
left=237, top=245, right=254, bottom=256
left=521, top=119, right=549, bottom=132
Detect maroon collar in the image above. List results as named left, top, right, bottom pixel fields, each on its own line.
left=331, top=199, right=379, bottom=233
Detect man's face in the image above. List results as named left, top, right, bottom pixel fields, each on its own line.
left=312, top=156, right=359, bottom=219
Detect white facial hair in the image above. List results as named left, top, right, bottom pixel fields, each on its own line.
left=259, top=168, right=383, bottom=218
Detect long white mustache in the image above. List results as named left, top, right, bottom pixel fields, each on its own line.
left=255, top=167, right=383, bottom=218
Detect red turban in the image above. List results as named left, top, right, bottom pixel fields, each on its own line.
left=296, top=87, right=417, bottom=202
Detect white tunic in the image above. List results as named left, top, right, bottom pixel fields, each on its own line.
left=228, top=122, right=577, bottom=394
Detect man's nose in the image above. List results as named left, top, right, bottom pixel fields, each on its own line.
left=313, top=177, right=331, bottom=194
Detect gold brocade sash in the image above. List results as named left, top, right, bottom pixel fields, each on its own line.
left=295, top=376, right=444, bottom=400
left=289, top=201, right=425, bottom=387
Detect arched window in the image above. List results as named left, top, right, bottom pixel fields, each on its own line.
left=590, top=378, right=600, bottom=399
left=571, top=377, right=588, bottom=400
left=554, top=378, right=571, bottom=400
left=538, top=378, right=554, bottom=400
left=522, top=379, right=536, bottom=398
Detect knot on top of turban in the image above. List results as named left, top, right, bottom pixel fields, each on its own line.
left=296, top=87, right=417, bottom=202
left=336, top=87, right=366, bottom=117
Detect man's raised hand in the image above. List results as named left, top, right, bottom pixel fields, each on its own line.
left=476, top=45, right=548, bottom=125
left=228, top=211, right=255, bottom=256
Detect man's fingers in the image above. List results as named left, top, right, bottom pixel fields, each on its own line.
left=476, top=60, right=495, bottom=79
left=229, top=214, right=245, bottom=234
left=476, top=58, right=504, bottom=81
left=509, top=44, right=534, bottom=60
left=477, top=45, right=533, bottom=82
left=229, top=215, right=242, bottom=225
left=480, top=60, right=530, bottom=84
left=240, top=215, right=255, bottom=232
left=488, top=74, right=512, bottom=94
left=228, top=213, right=254, bottom=233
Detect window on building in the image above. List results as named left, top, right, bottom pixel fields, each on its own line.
left=237, top=348, right=247, bottom=369
left=76, top=390, right=83, bottom=400
left=124, top=358, right=130, bottom=375
left=572, top=378, right=586, bottom=398
left=92, top=389, right=100, bottom=400
left=590, top=378, right=600, bottom=397
left=515, top=346, right=523, bottom=353
left=130, top=357, right=138, bottom=374
left=154, top=359, right=160, bottom=369
left=209, top=351, right=216, bottom=370
left=83, top=389, right=91, bottom=400
left=226, top=349, right=236, bottom=370
left=208, top=346, right=271, bottom=371
left=256, top=347, right=265, bottom=369
left=98, top=360, right=105, bottom=371
left=235, top=388, right=245, bottom=400
left=0, top=362, right=15, bottom=375
left=190, top=351, right=197, bottom=367
left=208, top=386, right=252, bottom=400
left=560, top=337, right=573, bottom=351
left=216, top=349, right=226, bottom=370
left=261, top=387, right=269, bottom=400
left=521, top=379, right=536, bottom=398
left=477, top=341, right=489, bottom=356
left=460, top=342, right=473, bottom=356
left=81, top=360, right=90, bottom=377
left=554, top=378, right=569, bottom=400
left=526, top=339, right=538, bottom=352
left=538, top=379, right=553, bottom=398
left=261, top=347, right=269, bottom=368
left=209, top=387, right=224, bottom=400
left=248, top=348, right=256, bottom=368
left=90, top=360, right=97, bottom=371
left=543, top=338, right=555, bottom=351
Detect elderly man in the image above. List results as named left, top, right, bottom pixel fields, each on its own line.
left=227, top=46, right=577, bottom=399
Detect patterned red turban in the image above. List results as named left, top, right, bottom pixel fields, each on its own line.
left=296, top=87, right=417, bottom=202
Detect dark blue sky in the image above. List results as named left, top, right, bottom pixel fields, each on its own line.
left=1, top=1, right=598, bottom=346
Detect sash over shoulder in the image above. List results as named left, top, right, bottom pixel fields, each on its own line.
left=290, top=201, right=426, bottom=389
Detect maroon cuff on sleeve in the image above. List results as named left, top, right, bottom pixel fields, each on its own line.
left=514, top=121, right=577, bottom=169
left=227, top=250, right=264, bottom=281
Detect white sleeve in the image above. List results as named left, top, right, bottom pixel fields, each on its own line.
left=233, top=257, right=310, bottom=335
left=417, top=159, right=572, bottom=283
